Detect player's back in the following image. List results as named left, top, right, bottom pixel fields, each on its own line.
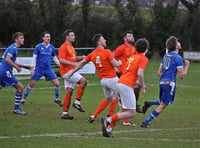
left=86, top=48, right=116, bottom=80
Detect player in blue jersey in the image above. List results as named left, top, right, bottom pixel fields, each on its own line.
left=141, top=36, right=190, bottom=128
left=21, top=31, right=62, bottom=106
left=0, top=32, right=31, bottom=115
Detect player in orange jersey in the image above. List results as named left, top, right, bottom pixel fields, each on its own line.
left=101, top=38, right=149, bottom=137
left=68, top=34, right=121, bottom=123
left=109, top=31, right=142, bottom=127
left=58, top=29, right=87, bottom=120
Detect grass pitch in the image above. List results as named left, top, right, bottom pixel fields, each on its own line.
left=0, top=61, right=199, bottom=148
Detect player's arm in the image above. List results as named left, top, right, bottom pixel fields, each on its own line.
left=177, top=60, right=190, bottom=79
left=76, top=56, right=85, bottom=62
left=68, top=59, right=88, bottom=78
left=52, top=56, right=60, bottom=66
left=137, top=68, right=147, bottom=94
left=59, top=58, right=76, bottom=67
left=157, top=64, right=163, bottom=77
left=5, top=54, right=21, bottom=72
left=110, top=59, right=122, bottom=67
left=16, top=63, right=32, bottom=70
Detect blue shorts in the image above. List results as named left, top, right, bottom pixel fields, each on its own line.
left=159, top=83, right=176, bottom=105
left=0, top=70, right=19, bottom=87
left=31, top=68, right=57, bottom=81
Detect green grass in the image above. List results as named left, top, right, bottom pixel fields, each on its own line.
left=0, top=61, right=200, bottom=148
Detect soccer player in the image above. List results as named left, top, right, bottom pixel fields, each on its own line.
left=101, top=38, right=149, bottom=137
left=109, top=31, right=141, bottom=127
left=141, top=36, right=190, bottom=128
left=58, top=29, right=87, bottom=120
left=21, top=31, right=62, bottom=106
left=0, top=32, right=31, bottom=115
left=68, top=34, right=121, bottom=123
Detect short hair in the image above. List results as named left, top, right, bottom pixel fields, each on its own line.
left=41, top=31, right=50, bottom=39
left=12, top=32, right=24, bottom=41
left=166, top=36, right=178, bottom=52
left=92, top=34, right=103, bottom=47
left=122, top=31, right=133, bottom=38
left=135, top=38, right=149, bottom=53
left=64, top=29, right=73, bottom=37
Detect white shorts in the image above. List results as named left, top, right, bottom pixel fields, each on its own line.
left=117, top=83, right=136, bottom=110
left=100, top=77, right=118, bottom=98
left=62, top=70, right=82, bottom=89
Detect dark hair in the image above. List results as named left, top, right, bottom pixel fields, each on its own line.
left=12, top=32, right=24, bottom=41
left=41, top=31, right=50, bottom=39
left=122, top=31, right=133, bottom=38
left=92, top=34, right=103, bottom=47
left=166, top=36, right=178, bottom=51
left=135, top=38, right=149, bottom=53
left=64, top=29, right=73, bottom=37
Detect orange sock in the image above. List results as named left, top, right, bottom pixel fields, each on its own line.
left=76, top=84, right=84, bottom=100
left=93, top=99, right=109, bottom=118
left=111, top=114, right=119, bottom=122
left=107, top=99, right=118, bottom=116
left=123, top=118, right=130, bottom=123
left=63, top=95, right=72, bottom=111
left=110, top=121, right=116, bottom=128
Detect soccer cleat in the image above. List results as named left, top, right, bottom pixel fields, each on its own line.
left=87, top=115, right=95, bottom=123
left=123, top=121, right=136, bottom=126
left=140, top=122, right=151, bottom=128
left=54, top=100, right=63, bottom=107
left=61, top=114, right=74, bottom=120
left=13, top=108, right=27, bottom=115
left=142, top=101, right=151, bottom=114
left=20, top=99, right=26, bottom=105
left=72, top=103, right=85, bottom=112
left=136, top=104, right=143, bottom=113
left=101, top=118, right=112, bottom=137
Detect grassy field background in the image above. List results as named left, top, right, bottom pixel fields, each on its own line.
left=0, top=61, right=199, bottom=148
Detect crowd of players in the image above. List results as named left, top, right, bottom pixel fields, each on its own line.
left=0, top=30, right=190, bottom=137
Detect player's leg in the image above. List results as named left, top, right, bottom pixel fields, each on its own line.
left=73, top=75, right=87, bottom=112
left=13, top=82, right=27, bottom=115
left=22, top=69, right=43, bottom=104
left=51, top=79, right=62, bottom=106
left=142, top=99, right=160, bottom=114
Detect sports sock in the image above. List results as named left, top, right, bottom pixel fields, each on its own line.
left=107, top=99, right=118, bottom=116
left=14, top=91, right=22, bottom=110
left=93, top=99, right=109, bottom=118
left=123, top=118, right=131, bottom=123
left=76, top=84, right=84, bottom=100
left=63, top=95, right=72, bottom=112
left=143, top=110, right=159, bottom=125
left=111, top=114, right=119, bottom=122
left=23, top=85, right=32, bottom=100
left=54, top=86, right=60, bottom=100
left=110, top=121, right=116, bottom=128
left=149, top=99, right=160, bottom=105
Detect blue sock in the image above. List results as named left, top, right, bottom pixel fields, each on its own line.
left=54, top=86, right=60, bottom=100
left=149, top=99, right=160, bottom=106
left=23, top=85, right=32, bottom=100
left=143, top=110, right=159, bottom=125
left=14, top=91, right=22, bottom=110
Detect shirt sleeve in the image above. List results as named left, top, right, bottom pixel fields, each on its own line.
left=138, top=56, right=148, bottom=70
left=7, top=47, right=16, bottom=57
left=113, top=45, right=123, bottom=57
left=176, top=55, right=183, bottom=68
left=58, top=45, right=67, bottom=59
left=85, top=53, right=91, bottom=62
left=33, top=45, right=40, bottom=56
left=106, top=50, right=114, bottom=61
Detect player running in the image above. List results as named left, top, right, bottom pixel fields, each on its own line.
left=141, top=36, right=190, bottom=128
left=68, top=34, right=121, bottom=123
left=101, top=38, right=149, bottom=137
left=58, top=29, right=87, bottom=120
left=21, top=31, right=62, bottom=106
left=0, top=32, right=31, bottom=115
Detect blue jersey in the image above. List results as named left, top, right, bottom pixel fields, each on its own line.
left=34, top=43, right=56, bottom=69
left=160, top=52, right=183, bottom=82
left=0, top=43, right=18, bottom=73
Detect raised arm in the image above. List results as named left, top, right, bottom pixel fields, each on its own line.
left=177, top=60, right=190, bottom=79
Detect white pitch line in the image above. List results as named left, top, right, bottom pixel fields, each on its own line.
left=0, top=127, right=199, bottom=143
